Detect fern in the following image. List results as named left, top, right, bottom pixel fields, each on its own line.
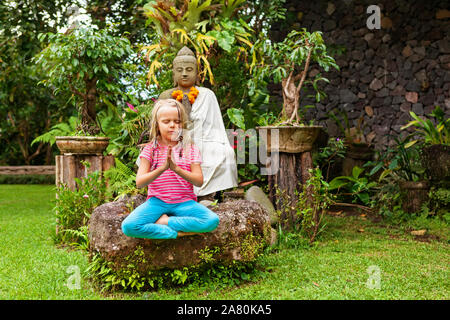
left=104, top=158, right=141, bottom=200
left=62, top=226, right=90, bottom=251
left=31, top=116, right=79, bottom=146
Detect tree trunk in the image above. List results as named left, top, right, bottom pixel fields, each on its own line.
left=268, top=151, right=313, bottom=231
left=81, top=77, right=100, bottom=135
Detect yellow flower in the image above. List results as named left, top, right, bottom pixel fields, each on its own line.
left=172, top=87, right=199, bottom=104
left=171, top=90, right=184, bottom=101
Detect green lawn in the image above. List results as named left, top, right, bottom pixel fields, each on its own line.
left=0, top=185, right=448, bottom=300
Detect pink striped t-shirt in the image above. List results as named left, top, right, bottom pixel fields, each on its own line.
left=139, top=141, right=202, bottom=203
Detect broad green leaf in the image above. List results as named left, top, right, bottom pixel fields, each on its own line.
left=227, top=108, right=245, bottom=129
left=352, top=166, right=364, bottom=179
left=328, top=178, right=348, bottom=190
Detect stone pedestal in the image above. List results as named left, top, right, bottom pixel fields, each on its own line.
left=55, top=154, right=115, bottom=191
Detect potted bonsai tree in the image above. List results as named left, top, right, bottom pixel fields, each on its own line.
left=250, top=29, right=339, bottom=230
left=252, top=28, right=339, bottom=153
left=33, top=26, right=134, bottom=155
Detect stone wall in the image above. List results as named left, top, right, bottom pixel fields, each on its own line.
left=270, top=0, right=450, bottom=150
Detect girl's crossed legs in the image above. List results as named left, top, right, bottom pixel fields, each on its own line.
left=121, top=196, right=219, bottom=239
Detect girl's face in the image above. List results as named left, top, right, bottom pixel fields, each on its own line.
left=156, top=105, right=182, bottom=144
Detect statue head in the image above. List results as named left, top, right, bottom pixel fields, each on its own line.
left=173, top=46, right=198, bottom=89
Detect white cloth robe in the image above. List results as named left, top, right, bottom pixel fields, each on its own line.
left=137, top=86, right=238, bottom=196
left=188, top=87, right=238, bottom=196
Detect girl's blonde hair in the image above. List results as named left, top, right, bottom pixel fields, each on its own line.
left=148, top=98, right=192, bottom=152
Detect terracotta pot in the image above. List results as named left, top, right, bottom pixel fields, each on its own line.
left=421, top=144, right=450, bottom=183
left=257, top=125, right=323, bottom=153
left=342, top=142, right=374, bottom=176
left=345, top=142, right=374, bottom=160
left=55, top=136, right=110, bottom=155
left=399, top=181, right=430, bottom=213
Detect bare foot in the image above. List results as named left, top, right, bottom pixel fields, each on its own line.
left=155, top=214, right=169, bottom=225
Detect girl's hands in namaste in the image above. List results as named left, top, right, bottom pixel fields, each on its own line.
left=161, top=147, right=171, bottom=171
left=163, top=146, right=179, bottom=172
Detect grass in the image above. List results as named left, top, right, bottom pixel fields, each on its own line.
left=0, top=184, right=448, bottom=300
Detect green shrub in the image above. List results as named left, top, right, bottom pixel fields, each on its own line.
left=0, top=174, right=55, bottom=184
left=274, top=168, right=335, bottom=244
left=53, top=170, right=110, bottom=248
left=86, top=247, right=264, bottom=293
left=429, top=187, right=450, bottom=216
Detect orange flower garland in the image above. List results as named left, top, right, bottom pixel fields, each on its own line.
left=172, top=87, right=199, bottom=104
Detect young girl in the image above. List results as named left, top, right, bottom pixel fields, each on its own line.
left=121, top=99, right=219, bottom=239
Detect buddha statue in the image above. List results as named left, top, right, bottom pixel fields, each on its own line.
left=158, top=46, right=238, bottom=201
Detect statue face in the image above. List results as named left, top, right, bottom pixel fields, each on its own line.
left=173, top=61, right=197, bottom=89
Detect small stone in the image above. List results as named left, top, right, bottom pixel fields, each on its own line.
left=368, top=38, right=381, bottom=49
left=386, top=81, right=397, bottom=90
left=371, top=97, right=385, bottom=107
left=365, top=48, right=375, bottom=59
left=364, top=33, right=374, bottom=42
left=413, top=46, right=426, bottom=56
left=339, top=89, right=358, bottom=103
left=382, top=34, right=391, bottom=43
left=405, top=80, right=421, bottom=92
left=326, top=2, right=336, bottom=15
left=376, top=88, right=389, bottom=98
left=391, top=85, right=405, bottom=96
left=400, top=102, right=411, bottom=113
left=369, top=78, right=383, bottom=91
left=414, top=69, right=427, bottom=82
left=323, top=20, right=336, bottom=32
left=405, top=92, right=418, bottom=103
left=406, top=40, right=418, bottom=47
left=392, top=95, right=405, bottom=104
left=445, top=98, right=450, bottom=109
left=436, top=9, right=450, bottom=19
left=404, top=60, right=412, bottom=70
left=412, top=103, right=424, bottom=115
left=367, top=131, right=376, bottom=144
left=352, top=50, right=364, bottom=61
left=358, top=92, right=366, bottom=99
left=381, top=17, right=393, bottom=29
left=360, top=74, right=373, bottom=84
left=438, top=39, right=450, bottom=54
left=410, top=54, right=423, bottom=63
left=402, top=45, right=413, bottom=58
left=374, top=125, right=390, bottom=136
left=365, top=106, right=374, bottom=117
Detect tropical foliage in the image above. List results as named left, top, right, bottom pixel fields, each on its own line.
left=141, top=0, right=255, bottom=87
left=401, top=105, right=450, bottom=147
left=248, top=28, right=339, bottom=124
left=33, top=26, right=135, bottom=135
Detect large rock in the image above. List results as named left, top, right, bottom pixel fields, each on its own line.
left=245, top=186, right=277, bottom=226
left=88, top=195, right=274, bottom=273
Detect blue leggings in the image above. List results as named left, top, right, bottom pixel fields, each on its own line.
left=121, top=197, right=220, bottom=239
